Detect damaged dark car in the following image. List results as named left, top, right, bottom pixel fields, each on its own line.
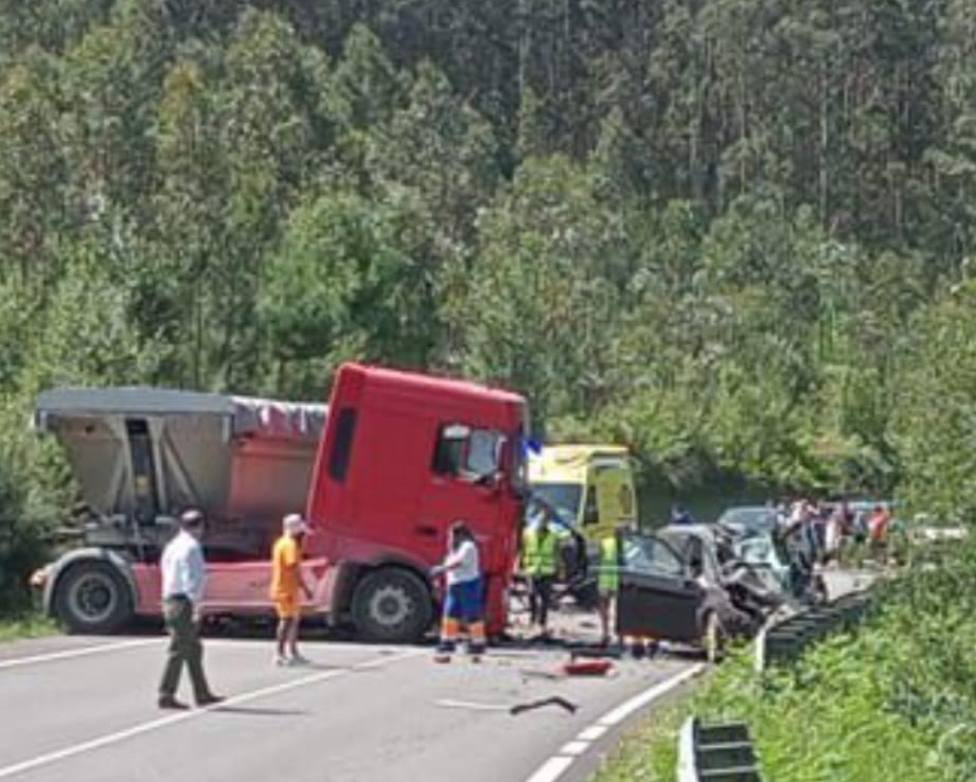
left=614, top=524, right=784, bottom=661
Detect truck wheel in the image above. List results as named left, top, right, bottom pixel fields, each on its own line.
left=351, top=568, right=433, bottom=643
left=54, top=561, right=133, bottom=634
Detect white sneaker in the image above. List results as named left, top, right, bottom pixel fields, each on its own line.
left=273, top=654, right=288, bottom=667
left=288, top=653, right=311, bottom=666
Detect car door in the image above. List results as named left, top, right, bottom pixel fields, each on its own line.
left=616, top=532, right=703, bottom=642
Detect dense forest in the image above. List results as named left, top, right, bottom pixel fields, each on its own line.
left=2, top=0, right=976, bottom=607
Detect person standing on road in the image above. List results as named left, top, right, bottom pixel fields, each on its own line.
left=597, top=526, right=623, bottom=647
left=432, top=521, right=486, bottom=663
left=522, top=512, right=561, bottom=638
left=270, top=513, right=314, bottom=666
left=158, top=509, right=222, bottom=710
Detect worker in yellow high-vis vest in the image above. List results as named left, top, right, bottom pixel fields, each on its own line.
left=521, top=513, right=562, bottom=637
left=597, top=531, right=620, bottom=646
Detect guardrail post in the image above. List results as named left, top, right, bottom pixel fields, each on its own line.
left=755, top=587, right=874, bottom=672
left=677, top=717, right=764, bottom=781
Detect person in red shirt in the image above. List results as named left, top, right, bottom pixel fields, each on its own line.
left=868, top=504, right=892, bottom=563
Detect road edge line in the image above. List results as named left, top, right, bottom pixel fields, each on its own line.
left=522, top=662, right=705, bottom=782
left=0, top=639, right=160, bottom=671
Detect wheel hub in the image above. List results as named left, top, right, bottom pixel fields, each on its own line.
left=369, top=584, right=412, bottom=627
left=69, top=574, right=117, bottom=624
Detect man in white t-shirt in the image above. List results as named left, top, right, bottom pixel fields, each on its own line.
left=431, top=521, right=485, bottom=663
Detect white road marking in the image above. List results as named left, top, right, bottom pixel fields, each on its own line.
left=559, top=741, right=589, bottom=756
left=0, top=648, right=424, bottom=780
left=522, top=663, right=705, bottom=782
left=524, top=756, right=575, bottom=782
left=576, top=725, right=607, bottom=741
left=597, top=664, right=703, bottom=727
left=0, top=639, right=160, bottom=671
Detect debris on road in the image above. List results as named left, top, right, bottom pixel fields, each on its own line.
left=510, top=696, right=577, bottom=715
left=568, top=644, right=625, bottom=660
left=435, top=695, right=579, bottom=716
left=562, top=659, right=614, bottom=677
left=519, top=667, right=565, bottom=681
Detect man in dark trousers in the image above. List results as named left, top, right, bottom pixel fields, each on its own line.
left=158, top=509, right=222, bottom=709
left=522, top=512, right=562, bottom=638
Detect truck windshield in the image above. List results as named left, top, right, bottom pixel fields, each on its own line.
left=531, top=483, right=582, bottom=527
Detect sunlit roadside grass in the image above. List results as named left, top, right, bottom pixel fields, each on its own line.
left=0, top=613, right=58, bottom=643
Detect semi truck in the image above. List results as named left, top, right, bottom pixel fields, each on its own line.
left=30, top=363, right=529, bottom=642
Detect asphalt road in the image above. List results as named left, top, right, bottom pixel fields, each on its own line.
left=0, top=569, right=870, bottom=782
left=0, top=627, right=702, bottom=782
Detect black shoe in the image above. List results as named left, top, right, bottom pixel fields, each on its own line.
left=196, top=694, right=224, bottom=708
left=158, top=695, right=189, bottom=710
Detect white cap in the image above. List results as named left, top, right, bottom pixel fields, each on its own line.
left=283, top=513, right=308, bottom=535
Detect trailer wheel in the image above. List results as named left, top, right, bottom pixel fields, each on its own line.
left=54, top=561, right=133, bottom=634
left=351, top=568, right=433, bottom=643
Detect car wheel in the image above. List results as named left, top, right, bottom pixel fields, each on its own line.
left=54, top=561, right=133, bottom=634
left=351, top=568, right=433, bottom=643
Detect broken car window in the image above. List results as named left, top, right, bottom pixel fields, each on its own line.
left=622, top=535, right=685, bottom=578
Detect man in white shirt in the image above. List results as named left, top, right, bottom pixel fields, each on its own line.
left=158, top=509, right=222, bottom=709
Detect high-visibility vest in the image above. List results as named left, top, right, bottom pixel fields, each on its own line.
left=523, top=528, right=558, bottom=576
left=598, top=535, right=619, bottom=593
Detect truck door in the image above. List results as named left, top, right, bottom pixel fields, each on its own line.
left=420, top=423, right=507, bottom=567
left=616, top=532, right=702, bottom=642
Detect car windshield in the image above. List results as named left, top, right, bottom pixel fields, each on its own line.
left=717, top=507, right=776, bottom=532
left=530, top=483, right=583, bottom=527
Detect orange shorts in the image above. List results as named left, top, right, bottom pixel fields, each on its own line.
left=274, top=594, right=300, bottom=620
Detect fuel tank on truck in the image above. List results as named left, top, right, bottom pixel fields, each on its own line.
left=35, top=387, right=327, bottom=559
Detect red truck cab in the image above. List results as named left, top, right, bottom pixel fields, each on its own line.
left=306, top=363, right=529, bottom=640
left=32, top=363, right=529, bottom=643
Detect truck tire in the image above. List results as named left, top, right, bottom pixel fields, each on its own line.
left=351, top=567, right=433, bottom=643
left=53, top=561, right=133, bottom=634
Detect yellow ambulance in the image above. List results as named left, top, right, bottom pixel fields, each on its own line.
left=527, top=445, right=638, bottom=541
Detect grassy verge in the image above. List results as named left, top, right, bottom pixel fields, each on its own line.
left=595, top=554, right=976, bottom=782
left=0, top=613, right=58, bottom=643
left=589, top=690, right=688, bottom=782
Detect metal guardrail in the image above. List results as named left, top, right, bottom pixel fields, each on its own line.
left=678, top=717, right=764, bottom=782
left=754, top=589, right=874, bottom=672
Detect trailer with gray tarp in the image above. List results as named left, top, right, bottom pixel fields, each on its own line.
left=32, top=387, right=326, bottom=632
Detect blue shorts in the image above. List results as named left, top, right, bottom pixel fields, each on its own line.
left=444, top=578, right=484, bottom=623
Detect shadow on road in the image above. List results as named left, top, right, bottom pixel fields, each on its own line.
left=211, top=706, right=309, bottom=717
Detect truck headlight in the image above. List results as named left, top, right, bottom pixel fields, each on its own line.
left=29, top=566, right=49, bottom=589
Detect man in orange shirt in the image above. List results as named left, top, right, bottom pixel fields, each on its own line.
left=270, top=513, right=314, bottom=666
